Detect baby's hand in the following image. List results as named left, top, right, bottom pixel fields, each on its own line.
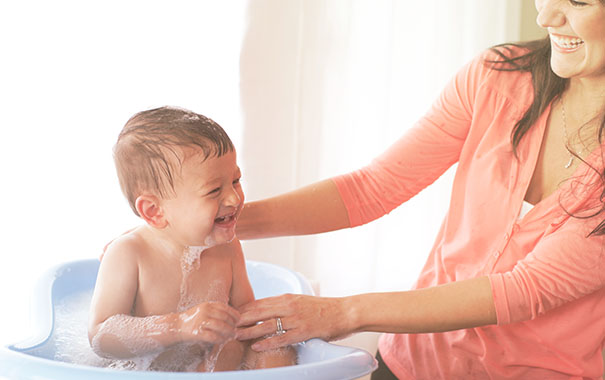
left=177, top=302, right=240, bottom=346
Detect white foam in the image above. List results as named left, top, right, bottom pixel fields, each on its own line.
left=177, top=245, right=223, bottom=371
left=204, top=341, right=226, bottom=372
left=91, top=314, right=164, bottom=358
left=178, top=246, right=206, bottom=312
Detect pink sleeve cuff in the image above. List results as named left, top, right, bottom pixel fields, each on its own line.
left=488, top=273, right=512, bottom=325
left=331, top=175, right=363, bottom=228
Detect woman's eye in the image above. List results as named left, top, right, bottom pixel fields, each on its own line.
left=569, top=0, right=587, bottom=6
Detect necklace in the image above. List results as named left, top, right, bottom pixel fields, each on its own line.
left=560, top=97, right=583, bottom=169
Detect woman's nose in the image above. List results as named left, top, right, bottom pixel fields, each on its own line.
left=536, top=0, right=565, bottom=29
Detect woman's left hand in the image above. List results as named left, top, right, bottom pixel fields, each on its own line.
left=235, top=294, right=354, bottom=351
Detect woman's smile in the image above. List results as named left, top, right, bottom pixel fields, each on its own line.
left=550, top=32, right=584, bottom=52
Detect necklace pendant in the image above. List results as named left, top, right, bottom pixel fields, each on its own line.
left=565, top=156, right=574, bottom=169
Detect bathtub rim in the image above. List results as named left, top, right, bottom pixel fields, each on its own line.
left=2, top=258, right=378, bottom=379
left=1, top=339, right=376, bottom=380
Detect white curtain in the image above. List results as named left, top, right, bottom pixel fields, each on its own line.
left=239, top=0, right=522, bottom=355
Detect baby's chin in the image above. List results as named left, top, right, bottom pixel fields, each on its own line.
left=201, top=231, right=236, bottom=248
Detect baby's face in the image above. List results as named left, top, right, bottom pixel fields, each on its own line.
left=161, top=149, right=244, bottom=248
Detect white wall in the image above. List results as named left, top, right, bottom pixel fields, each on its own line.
left=0, top=0, right=246, bottom=345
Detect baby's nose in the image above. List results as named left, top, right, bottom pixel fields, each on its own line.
left=223, top=188, right=241, bottom=207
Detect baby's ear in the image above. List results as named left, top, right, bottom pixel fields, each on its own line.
left=135, top=194, right=168, bottom=228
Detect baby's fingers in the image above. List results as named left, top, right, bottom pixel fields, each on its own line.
left=206, top=302, right=241, bottom=326
left=182, top=302, right=240, bottom=326
left=189, top=317, right=237, bottom=343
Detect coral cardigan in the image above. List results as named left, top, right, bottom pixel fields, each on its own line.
left=333, top=49, right=605, bottom=379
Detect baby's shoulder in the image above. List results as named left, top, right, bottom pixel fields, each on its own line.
left=102, top=228, right=148, bottom=264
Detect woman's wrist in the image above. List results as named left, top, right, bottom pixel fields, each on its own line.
left=340, top=295, right=365, bottom=336
left=236, top=201, right=267, bottom=240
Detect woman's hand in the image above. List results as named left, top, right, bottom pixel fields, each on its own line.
left=177, top=302, right=241, bottom=346
left=235, top=294, right=355, bottom=351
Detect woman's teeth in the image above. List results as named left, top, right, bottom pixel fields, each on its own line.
left=551, top=35, right=584, bottom=49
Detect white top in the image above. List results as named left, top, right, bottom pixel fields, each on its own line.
left=518, top=200, right=534, bottom=220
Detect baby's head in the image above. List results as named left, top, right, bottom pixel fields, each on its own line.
left=114, top=106, right=243, bottom=247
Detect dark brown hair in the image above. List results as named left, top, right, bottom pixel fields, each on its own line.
left=486, top=36, right=605, bottom=236
left=114, top=106, right=234, bottom=216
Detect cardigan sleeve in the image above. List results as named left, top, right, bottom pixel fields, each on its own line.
left=333, top=51, right=492, bottom=226
left=489, top=214, right=605, bottom=325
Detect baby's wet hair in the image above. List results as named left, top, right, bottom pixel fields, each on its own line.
left=114, top=106, right=234, bottom=216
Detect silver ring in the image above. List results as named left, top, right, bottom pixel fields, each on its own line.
left=276, top=317, right=286, bottom=335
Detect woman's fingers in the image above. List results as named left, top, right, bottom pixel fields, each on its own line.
left=236, top=294, right=353, bottom=350
left=236, top=318, right=281, bottom=340
left=237, top=296, right=291, bottom=326
left=250, top=329, right=299, bottom=351
left=236, top=316, right=301, bottom=350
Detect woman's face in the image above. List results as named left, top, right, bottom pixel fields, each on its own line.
left=535, top=0, right=605, bottom=80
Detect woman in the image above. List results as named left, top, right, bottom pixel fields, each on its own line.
left=235, top=1, right=605, bottom=379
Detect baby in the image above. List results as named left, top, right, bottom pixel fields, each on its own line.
left=88, top=106, right=295, bottom=371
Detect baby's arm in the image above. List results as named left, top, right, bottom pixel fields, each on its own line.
left=88, top=237, right=239, bottom=359
left=227, top=239, right=297, bottom=369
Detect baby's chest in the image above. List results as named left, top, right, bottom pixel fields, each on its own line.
left=135, top=257, right=233, bottom=316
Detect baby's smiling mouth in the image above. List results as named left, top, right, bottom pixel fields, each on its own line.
left=214, top=212, right=236, bottom=225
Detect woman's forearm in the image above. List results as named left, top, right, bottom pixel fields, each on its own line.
left=346, top=276, right=497, bottom=334
left=236, top=276, right=497, bottom=351
left=236, top=179, right=350, bottom=240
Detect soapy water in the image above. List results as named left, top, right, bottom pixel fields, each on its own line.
left=178, top=246, right=205, bottom=312
left=52, top=290, right=242, bottom=372
left=53, top=290, right=133, bottom=369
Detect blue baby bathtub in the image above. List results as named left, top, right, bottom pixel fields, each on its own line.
left=0, top=259, right=376, bottom=379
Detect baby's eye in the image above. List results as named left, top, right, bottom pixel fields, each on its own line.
left=207, top=187, right=220, bottom=196
left=233, top=177, right=241, bottom=185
